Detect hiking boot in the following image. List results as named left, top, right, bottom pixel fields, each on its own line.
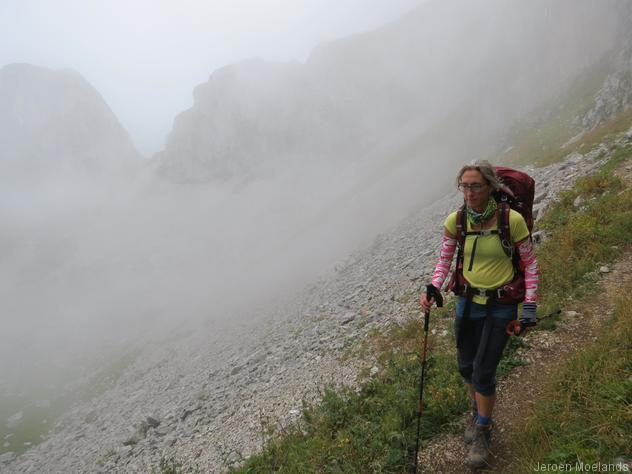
left=466, top=423, right=492, bottom=469
left=464, top=410, right=477, bottom=444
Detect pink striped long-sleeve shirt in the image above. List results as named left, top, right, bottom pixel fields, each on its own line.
left=430, top=232, right=539, bottom=304
left=431, top=232, right=457, bottom=290
left=517, top=238, right=539, bottom=304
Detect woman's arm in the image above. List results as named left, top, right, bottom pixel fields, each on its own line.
left=516, top=237, right=539, bottom=320
left=431, top=229, right=457, bottom=290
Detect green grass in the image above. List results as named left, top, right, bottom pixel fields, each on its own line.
left=0, top=393, right=64, bottom=457
left=229, top=317, right=527, bottom=473
left=223, top=133, right=632, bottom=473
left=154, top=456, right=184, bottom=474
left=96, top=449, right=117, bottom=467
left=510, top=287, right=632, bottom=472
left=230, top=306, right=468, bottom=474
left=505, top=142, right=632, bottom=471
left=498, top=55, right=618, bottom=168
left=496, top=336, right=527, bottom=378
left=0, top=348, right=140, bottom=457
left=535, top=145, right=632, bottom=317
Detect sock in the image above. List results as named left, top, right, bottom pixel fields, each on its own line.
left=476, top=414, right=492, bottom=426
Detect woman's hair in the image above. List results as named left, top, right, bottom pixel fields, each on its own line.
left=456, top=160, right=501, bottom=191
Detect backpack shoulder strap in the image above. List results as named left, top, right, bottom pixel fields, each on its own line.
left=450, top=205, right=467, bottom=295
left=455, top=205, right=467, bottom=249
left=454, top=205, right=467, bottom=269
left=497, top=203, right=513, bottom=260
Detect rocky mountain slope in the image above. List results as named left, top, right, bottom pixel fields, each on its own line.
left=5, top=127, right=630, bottom=473
left=579, top=17, right=632, bottom=130
left=0, top=63, right=140, bottom=181
left=3, top=3, right=632, bottom=472
left=155, top=0, right=629, bottom=183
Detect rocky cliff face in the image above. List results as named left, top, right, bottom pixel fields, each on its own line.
left=155, top=0, right=630, bottom=183
left=0, top=63, right=140, bottom=181
left=156, top=60, right=343, bottom=181
left=579, top=10, right=632, bottom=129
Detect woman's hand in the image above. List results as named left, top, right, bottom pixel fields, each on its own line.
left=419, top=291, right=435, bottom=312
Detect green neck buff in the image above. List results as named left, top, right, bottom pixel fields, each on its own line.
left=467, top=197, right=497, bottom=226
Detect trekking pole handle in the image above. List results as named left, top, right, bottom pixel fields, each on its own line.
left=425, top=284, right=444, bottom=308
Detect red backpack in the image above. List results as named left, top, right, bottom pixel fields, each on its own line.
left=493, top=166, right=535, bottom=234
left=448, top=167, right=535, bottom=301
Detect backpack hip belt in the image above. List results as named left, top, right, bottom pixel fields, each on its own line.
left=459, top=273, right=525, bottom=305
left=463, top=283, right=509, bottom=301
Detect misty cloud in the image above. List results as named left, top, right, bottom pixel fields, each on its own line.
left=1, top=0, right=631, bottom=465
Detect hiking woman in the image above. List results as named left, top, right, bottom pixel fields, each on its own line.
left=419, top=160, right=539, bottom=469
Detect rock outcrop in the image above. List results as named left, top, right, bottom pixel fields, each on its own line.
left=155, top=0, right=629, bottom=183
left=579, top=27, right=632, bottom=129
left=0, top=63, right=140, bottom=181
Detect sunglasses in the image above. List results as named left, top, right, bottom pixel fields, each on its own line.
left=458, top=183, right=487, bottom=192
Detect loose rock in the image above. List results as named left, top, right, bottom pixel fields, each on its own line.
left=5, top=130, right=631, bottom=474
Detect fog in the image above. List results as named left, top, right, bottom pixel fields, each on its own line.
left=1, top=0, right=424, bottom=397
left=1, top=0, right=630, bottom=452
left=0, top=0, right=423, bottom=155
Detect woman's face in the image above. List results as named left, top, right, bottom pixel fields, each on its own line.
left=459, top=170, right=492, bottom=211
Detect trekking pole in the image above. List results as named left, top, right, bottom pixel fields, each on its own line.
left=414, top=285, right=443, bottom=474
left=505, top=308, right=561, bottom=336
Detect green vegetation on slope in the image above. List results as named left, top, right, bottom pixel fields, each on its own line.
left=536, top=144, right=632, bottom=319
left=0, top=348, right=140, bottom=457
left=512, top=288, right=632, bottom=471
left=498, top=53, right=632, bottom=169
left=223, top=133, right=632, bottom=474
left=230, top=303, right=466, bottom=474
left=505, top=106, right=632, bottom=168
left=507, top=147, right=632, bottom=471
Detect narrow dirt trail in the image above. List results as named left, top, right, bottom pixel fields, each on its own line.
left=418, top=250, right=632, bottom=474
left=419, top=157, right=632, bottom=473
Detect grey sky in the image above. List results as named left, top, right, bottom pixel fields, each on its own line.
left=1, top=0, right=423, bottom=155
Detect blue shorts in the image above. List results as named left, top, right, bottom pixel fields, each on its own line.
left=456, top=297, right=518, bottom=320
left=454, top=297, right=518, bottom=396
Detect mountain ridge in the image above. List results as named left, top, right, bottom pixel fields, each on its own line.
left=0, top=63, right=141, bottom=181
left=155, top=0, right=630, bottom=184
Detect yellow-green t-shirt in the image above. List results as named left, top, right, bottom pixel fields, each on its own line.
left=444, top=209, right=530, bottom=304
